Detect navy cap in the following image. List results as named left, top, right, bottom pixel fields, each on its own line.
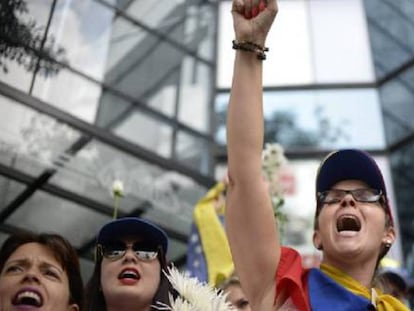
left=97, top=217, right=168, bottom=255
left=316, top=149, right=393, bottom=222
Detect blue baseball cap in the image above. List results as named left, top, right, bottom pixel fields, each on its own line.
left=316, top=149, right=393, bottom=223
left=97, top=217, right=168, bottom=255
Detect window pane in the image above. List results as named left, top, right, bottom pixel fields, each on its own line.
left=364, top=0, right=414, bottom=79
left=215, top=88, right=386, bottom=149
left=310, top=0, right=374, bottom=83
left=178, top=59, right=212, bottom=132
left=217, top=0, right=313, bottom=88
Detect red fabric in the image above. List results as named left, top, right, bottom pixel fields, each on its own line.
left=275, top=247, right=311, bottom=311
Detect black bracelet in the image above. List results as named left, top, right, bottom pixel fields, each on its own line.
left=232, top=40, right=269, bottom=60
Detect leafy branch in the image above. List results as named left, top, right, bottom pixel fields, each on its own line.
left=0, top=0, right=67, bottom=76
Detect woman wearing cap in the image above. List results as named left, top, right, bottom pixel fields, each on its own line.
left=225, top=0, right=408, bottom=310
left=0, top=232, right=83, bottom=311
left=84, top=217, right=172, bottom=311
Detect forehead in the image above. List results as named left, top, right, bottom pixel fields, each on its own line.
left=7, top=242, right=62, bottom=267
left=331, top=179, right=370, bottom=189
left=225, top=284, right=245, bottom=298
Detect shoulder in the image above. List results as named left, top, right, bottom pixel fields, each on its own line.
left=275, top=247, right=311, bottom=311
left=277, top=247, right=307, bottom=281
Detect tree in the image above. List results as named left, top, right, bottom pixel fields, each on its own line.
left=0, top=0, right=67, bottom=76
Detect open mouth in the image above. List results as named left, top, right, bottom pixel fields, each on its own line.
left=118, top=268, right=140, bottom=280
left=336, top=214, right=361, bottom=232
left=12, top=289, right=43, bottom=307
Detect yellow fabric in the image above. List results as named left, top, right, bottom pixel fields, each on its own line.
left=193, top=182, right=234, bottom=286
left=320, top=264, right=409, bottom=311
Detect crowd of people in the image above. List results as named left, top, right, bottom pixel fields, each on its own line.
left=0, top=0, right=412, bottom=310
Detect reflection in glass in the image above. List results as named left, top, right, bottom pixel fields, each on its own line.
left=0, top=0, right=67, bottom=77
left=32, top=67, right=102, bottom=123
left=380, top=66, right=414, bottom=146
left=310, top=0, right=374, bottom=83
left=113, top=110, right=173, bottom=158
left=363, top=0, right=414, bottom=79
left=218, top=0, right=374, bottom=87
left=178, top=58, right=212, bottom=133
left=6, top=190, right=109, bottom=248
left=0, top=178, right=26, bottom=212
left=0, top=94, right=81, bottom=173
left=215, top=89, right=385, bottom=149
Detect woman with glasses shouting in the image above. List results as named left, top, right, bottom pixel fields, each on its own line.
left=226, top=0, right=409, bottom=309
left=84, top=217, right=172, bottom=311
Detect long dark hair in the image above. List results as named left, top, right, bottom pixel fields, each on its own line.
left=0, top=232, right=84, bottom=309
left=84, top=246, right=174, bottom=310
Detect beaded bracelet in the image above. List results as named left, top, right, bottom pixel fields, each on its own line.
left=232, top=40, right=269, bottom=60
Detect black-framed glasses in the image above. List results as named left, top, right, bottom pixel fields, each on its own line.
left=318, top=188, right=382, bottom=204
left=97, top=242, right=158, bottom=261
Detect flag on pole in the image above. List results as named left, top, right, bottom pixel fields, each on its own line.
left=186, top=181, right=234, bottom=286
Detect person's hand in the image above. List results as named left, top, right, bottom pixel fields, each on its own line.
left=232, top=0, right=278, bottom=47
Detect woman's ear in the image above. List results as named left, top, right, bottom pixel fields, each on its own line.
left=312, top=231, right=323, bottom=250
left=383, top=226, right=396, bottom=246
left=68, top=304, right=79, bottom=311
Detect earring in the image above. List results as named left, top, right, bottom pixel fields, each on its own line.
left=384, top=240, right=392, bottom=248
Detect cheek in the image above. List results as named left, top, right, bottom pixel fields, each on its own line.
left=47, top=281, right=71, bottom=306
left=144, top=263, right=161, bottom=288
left=0, top=277, right=11, bottom=298
left=317, top=208, right=333, bottom=227
left=100, top=262, right=114, bottom=292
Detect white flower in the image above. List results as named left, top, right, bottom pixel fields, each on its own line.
left=112, top=179, right=124, bottom=197
left=154, top=266, right=233, bottom=311
left=262, top=143, right=287, bottom=169
left=261, top=143, right=288, bottom=238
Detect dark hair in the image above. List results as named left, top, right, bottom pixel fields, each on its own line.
left=374, top=271, right=408, bottom=300
left=0, top=232, right=84, bottom=309
left=84, top=244, right=174, bottom=310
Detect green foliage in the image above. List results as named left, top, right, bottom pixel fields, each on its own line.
left=0, top=0, right=67, bottom=76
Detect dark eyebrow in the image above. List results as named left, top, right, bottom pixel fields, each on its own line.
left=6, top=258, right=64, bottom=274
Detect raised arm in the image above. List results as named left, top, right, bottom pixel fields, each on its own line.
left=225, top=0, right=280, bottom=309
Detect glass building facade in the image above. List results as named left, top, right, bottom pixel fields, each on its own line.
left=0, top=0, right=218, bottom=279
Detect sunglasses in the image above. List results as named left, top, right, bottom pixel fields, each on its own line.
left=97, top=241, right=159, bottom=261
left=318, top=188, right=382, bottom=204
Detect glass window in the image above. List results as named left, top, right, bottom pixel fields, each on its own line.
left=48, top=0, right=114, bottom=81
left=310, top=0, right=375, bottom=83
left=380, top=67, right=414, bottom=146
left=175, top=131, right=212, bottom=174
left=0, top=94, right=81, bottom=171
left=178, top=59, right=212, bottom=133
left=6, top=190, right=109, bottom=248
left=217, top=0, right=312, bottom=88
left=113, top=110, right=173, bottom=158
left=363, top=0, right=414, bottom=79
left=32, top=67, right=102, bottom=123
left=217, top=0, right=374, bottom=87
left=215, top=88, right=386, bottom=149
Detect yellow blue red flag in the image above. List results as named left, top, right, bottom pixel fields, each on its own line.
left=185, top=182, right=234, bottom=286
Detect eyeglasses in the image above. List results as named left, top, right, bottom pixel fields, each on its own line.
left=97, top=242, right=158, bottom=261
left=318, top=188, right=382, bottom=204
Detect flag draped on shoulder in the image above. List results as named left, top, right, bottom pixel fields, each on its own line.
left=186, top=181, right=234, bottom=286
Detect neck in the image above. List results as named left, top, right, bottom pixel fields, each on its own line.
left=107, top=301, right=151, bottom=311
left=321, top=256, right=376, bottom=288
